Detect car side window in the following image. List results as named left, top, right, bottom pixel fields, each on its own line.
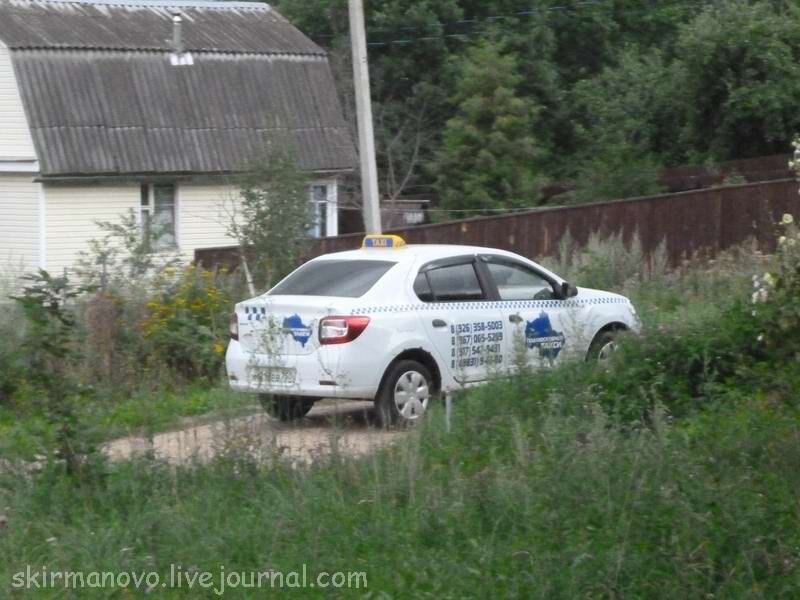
left=486, top=261, right=555, bottom=301
left=415, top=263, right=485, bottom=302
left=413, top=272, right=434, bottom=302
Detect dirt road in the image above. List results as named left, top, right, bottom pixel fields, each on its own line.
left=104, top=400, right=405, bottom=466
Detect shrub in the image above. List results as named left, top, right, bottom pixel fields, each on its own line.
left=0, top=342, right=24, bottom=407
left=10, top=271, right=99, bottom=475
left=226, top=144, right=312, bottom=292
left=74, top=208, right=179, bottom=291
left=142, top=265, right=231, bottom=381
left=751, top=212, right=800, bottom=365
left=549, top=230, right=648, bottom=290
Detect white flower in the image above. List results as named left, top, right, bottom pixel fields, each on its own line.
left=763, top=273, right=776, bottom=287
left=757, top=334, right=764, bottom=342
left=752, top=291, right=760, bottom=304
left=779, top=236, right=787, bottom=245
left=781, top=213, right=795, bottom=225
left=758, top=288, right=769, bottom=303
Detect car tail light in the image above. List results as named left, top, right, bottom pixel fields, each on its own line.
left=319, top=316, right=370, bottom=345
left=229, top=312, right=239, bottom=340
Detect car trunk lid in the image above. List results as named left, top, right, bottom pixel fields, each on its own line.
left=236, top=297, right=348, bottom=356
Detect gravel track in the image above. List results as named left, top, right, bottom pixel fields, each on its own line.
left=104, top=400, right=405, bottom=466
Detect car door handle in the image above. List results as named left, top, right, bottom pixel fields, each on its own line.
left=432, top=319, right=448, bottom=328
left=508, top=314, right=523, bottom=324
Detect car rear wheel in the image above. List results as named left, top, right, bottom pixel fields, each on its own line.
left=259, top=394, right=316, bottom=421
left=375, top=360, right=434, bottom=427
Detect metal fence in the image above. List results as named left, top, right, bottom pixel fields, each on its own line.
left=195, top=178, right=799, bottom=269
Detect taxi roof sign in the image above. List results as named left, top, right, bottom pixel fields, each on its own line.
left=362, top=234, right=407, bottom=249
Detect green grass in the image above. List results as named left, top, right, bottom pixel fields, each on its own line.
left=0, top=385, right=256, bottom=460
left=0, top=370, right=798, bottom=598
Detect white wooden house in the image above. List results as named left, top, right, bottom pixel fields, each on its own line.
left=0, top=0, right=355, bottom=276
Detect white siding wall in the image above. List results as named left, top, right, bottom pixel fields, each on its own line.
left=36, top=179, right=341, bottom=272
left=178, top=183, right=241, bottom=261
left=0, top=175, right=39, bottom=277
left=178, top=179, right=340, bottom=261
left=44, top=184, right=139, bottom=273
left=0, top=42, right=35, bottom=160
left=44, top=182, right=248, bottom=269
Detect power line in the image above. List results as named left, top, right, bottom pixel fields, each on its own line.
left=304, top=0, right=707, bottom=46
left=307, top=0, right=608, bottom=38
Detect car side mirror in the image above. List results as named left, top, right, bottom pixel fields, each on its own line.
left=561, top=282, right=578, bottom=299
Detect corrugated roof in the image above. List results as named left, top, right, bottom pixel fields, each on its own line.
left=0, top=0, right=356, bottom=177
left=0, top=0, right=323, bottom=54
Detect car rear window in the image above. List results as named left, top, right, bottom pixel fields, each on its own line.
left=269, top=260, right=396, bottom=298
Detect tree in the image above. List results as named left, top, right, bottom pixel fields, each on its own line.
left=12, top=271, right=97, bottom=476
left=279, top=0, right=800, bottom=210
left=569, top=50, right=674, bottom=202
left=433, top=38, right=545, bottom=216
left=279, top=0, right=465, bottom=205
left=674, top=0, right=800, bottom=161
left=75, top=209, right=178, bottom=291
left=226, top=145, right=311, bottom=293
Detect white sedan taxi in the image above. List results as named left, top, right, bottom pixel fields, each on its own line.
left=226, top=235, right=640, bottom=425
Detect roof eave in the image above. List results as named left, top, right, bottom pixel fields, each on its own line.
left=35, top=167, right=355, bottom=184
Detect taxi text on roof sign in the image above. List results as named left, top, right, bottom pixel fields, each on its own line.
left=362, top=235, right=407, bottom=249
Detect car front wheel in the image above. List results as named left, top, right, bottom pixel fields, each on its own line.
left=259, top=394, right=316, bottom=421
left=375, top=360, right=434, bottom=427
left=587, top=330, right=620, bottom=365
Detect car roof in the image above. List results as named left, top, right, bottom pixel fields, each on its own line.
left=313, top=244, right=527, bottom=265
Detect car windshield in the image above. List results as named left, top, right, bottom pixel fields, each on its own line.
left=269, top=260, right=397, bottom=298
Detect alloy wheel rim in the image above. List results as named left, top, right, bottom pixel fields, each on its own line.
left=393, top=370, right=430, bottom=420
left=597, top=340, right=617, bottom=364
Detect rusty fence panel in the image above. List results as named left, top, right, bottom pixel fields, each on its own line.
left=195, top=178, right=799, bottom=270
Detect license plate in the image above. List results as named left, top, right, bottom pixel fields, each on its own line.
left=264, top=367, right=296, bottom=386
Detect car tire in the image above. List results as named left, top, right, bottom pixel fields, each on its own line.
left=259, top=394, right=316, bottom=422
left=375, top=360, right=435, bottom=427
left=587, top=330, right=620, bottom=364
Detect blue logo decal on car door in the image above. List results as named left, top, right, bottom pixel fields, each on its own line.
left=525, top=312, right=565, bottom=359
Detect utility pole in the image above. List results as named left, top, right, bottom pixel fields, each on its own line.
left=348, top=0, right=382, bottom=234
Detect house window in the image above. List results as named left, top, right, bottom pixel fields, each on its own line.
left=140, top=183, right=176, bottom=250
left=308, top=184, right=329, bottom=238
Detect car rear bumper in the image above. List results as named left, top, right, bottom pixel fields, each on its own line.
left=225, top=340, right=379, bottom=399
